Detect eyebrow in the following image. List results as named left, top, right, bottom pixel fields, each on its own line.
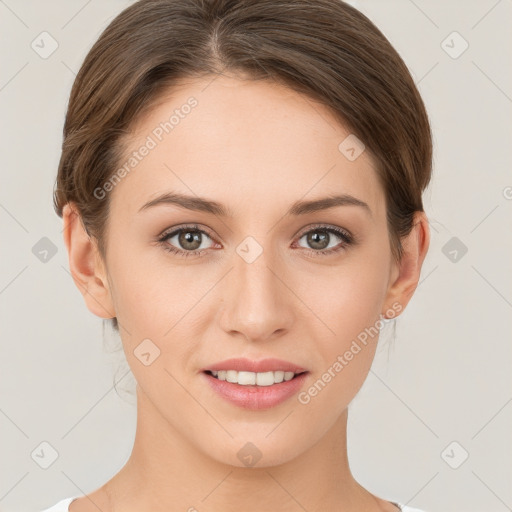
left=138, top=192, right=372, bottom=217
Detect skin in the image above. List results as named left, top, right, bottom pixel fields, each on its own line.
left=63, top=73, right=429, bottom=512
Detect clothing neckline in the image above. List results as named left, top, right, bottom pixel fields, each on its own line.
left=59, top=496, right=411, bottom=511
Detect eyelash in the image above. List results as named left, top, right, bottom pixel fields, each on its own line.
left=157, top=223, right=355, bottom=259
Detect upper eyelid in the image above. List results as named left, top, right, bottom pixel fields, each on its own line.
left=296, top=223, right=351, bottom=237
left=160, top=224, right=213, bottom=238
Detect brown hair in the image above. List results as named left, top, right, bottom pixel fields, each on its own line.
left=54, top=0, right=433, bottom=332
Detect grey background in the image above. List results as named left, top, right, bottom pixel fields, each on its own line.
left=1, top=0, right=511, bottom=511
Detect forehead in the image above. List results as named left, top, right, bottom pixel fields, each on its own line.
left=110, top=74, right=384, bottom=220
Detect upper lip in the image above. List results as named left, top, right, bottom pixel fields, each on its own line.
left=202, top=358, right=308, bottom=374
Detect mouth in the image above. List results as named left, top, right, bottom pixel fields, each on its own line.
left=203, top=369, right=308, bottom=387
left=200, top=357, right=310, bottom=409
left=201, top=369, right=310, bottom=410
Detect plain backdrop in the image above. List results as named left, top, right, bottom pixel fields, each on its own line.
left=1, top=1, right=511, bottom=511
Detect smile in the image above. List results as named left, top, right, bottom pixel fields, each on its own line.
left=205, top=370, right=306, bottom=386
left=202, top=370, right=310, bottom=410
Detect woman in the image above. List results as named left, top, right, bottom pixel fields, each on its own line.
left=42, top=0, right=432, bottom=510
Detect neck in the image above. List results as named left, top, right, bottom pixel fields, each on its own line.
left=105, top=385, right=380, bottom=512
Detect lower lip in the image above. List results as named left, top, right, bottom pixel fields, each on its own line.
left=201, top=371, right=309, bottom=410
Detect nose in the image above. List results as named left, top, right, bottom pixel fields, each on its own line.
left=218, top=238, right=295, bottom=343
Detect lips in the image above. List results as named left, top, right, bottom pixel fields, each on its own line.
left=201, top=357, right=307, bottom=374
left=200, top=357, right=310, bottom=409
left=201, top=370, right=309, bottom=410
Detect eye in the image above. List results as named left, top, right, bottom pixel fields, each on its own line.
left=157, top=223, right=354, bottom=259
left=294, top=224, right=354, bottom=256
left=157, top=224, right=216, bottom=258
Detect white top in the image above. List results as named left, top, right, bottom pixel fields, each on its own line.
left=39, top=496, right=427, bottom=511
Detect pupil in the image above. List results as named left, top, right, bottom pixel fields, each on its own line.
left=308, top=230, right=329, bottom=249
left=179, top=230, right=201, bottom=250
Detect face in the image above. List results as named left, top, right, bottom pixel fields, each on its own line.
left=96, top=74, right=402, bottom=467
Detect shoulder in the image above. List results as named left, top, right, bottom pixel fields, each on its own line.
left=39, top=496, right=80, bottom=512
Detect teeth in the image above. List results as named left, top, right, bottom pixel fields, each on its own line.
left=209, top=370, right=299, bottom=386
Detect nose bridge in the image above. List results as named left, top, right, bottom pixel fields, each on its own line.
left=222, top=234, right=292, bottom=340
left=237, top=236, right=278, bottom=296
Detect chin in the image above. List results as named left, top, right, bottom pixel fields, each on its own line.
left=202, top=434, right=308, bottom=470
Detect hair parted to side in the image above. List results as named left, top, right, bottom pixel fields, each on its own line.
left=54, top=0, right=433, bottom=332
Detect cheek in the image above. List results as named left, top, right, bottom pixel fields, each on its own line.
left=106, top=239, right=184, bottom=332
left=296, top=270, right=387, bottom=420
left=307, top=252, right=390, bottom=343
left=106, top=245, right=215, bottom=366
left=300, top=248, right=390, bottom=391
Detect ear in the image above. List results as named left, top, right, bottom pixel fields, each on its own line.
left=62, top=203, right=116, bottom=320
left=382, top=211, right=430, bottom=318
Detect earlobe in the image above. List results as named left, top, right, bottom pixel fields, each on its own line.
left=62, top=203, right=116, bottom=320
left=382, top=211, right=430, bottom=317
